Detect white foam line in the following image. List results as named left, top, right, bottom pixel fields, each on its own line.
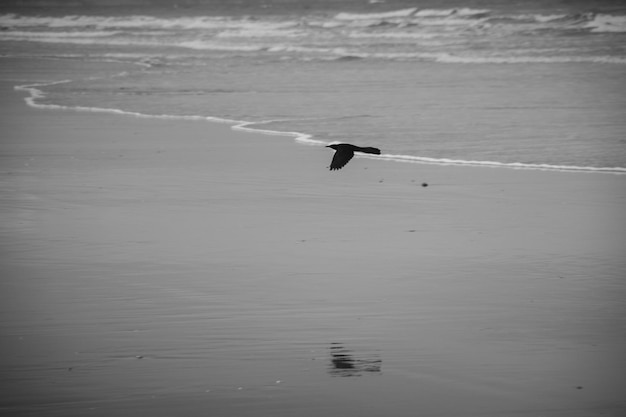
left=14, top=80, right=319, bottom=144
left=14, top=80, right=242, bottom=124
left=14, top=80, right=72, bottom=107
left=14, top=80, right=625, bottom=175
left=335, top=8, right=418, bottom=21
left=231, top=120, right=326, bottom=145
left=379, top=153, right=626, bottom=174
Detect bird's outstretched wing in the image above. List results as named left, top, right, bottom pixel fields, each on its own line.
left=329, top=149, right=354, bottom=170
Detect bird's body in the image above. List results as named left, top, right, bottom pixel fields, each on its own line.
left=326, top=143, right=381, bottom=170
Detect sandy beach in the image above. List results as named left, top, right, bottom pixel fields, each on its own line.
left=1, top=75, right=626, bottom=417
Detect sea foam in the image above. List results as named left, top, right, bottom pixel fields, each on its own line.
left=2, top=11, right=625, bottom=65
left=0, top=13, right=297, bottom=31
left=584, top=14, right=626, bottom=33
left=414, top=8, right=491, bottom=17
left=334, top=8, right=417, bottom=21
left=378, top=154, right=626, bottom=174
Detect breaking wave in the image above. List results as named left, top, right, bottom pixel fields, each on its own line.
left=583, top=14, right=626, bottom=33
left=334, top=8, right=419, bottom=21
left=1, top=9, right=624, bottom=32
left=0, top=13, right=270, bottom=30
left=1, top=8, right=625, bottom=64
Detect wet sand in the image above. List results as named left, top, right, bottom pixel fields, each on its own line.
left=1, top=80, right=626, bottom=416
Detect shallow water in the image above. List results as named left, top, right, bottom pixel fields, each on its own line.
left=58, top=59, right=625, bottom=169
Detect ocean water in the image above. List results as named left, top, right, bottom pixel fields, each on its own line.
left=1, top=0, right=626, bottom=172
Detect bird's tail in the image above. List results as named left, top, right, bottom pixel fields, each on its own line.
left=357, top=147, right=381, bottom=155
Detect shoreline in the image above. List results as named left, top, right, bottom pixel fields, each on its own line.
left=8, top=57, right=626, bottom=175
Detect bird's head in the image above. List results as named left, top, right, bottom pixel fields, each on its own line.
left=326, top=144, right=340, bottom=150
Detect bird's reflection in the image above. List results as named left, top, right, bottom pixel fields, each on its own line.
left=328, top=343, right=381, bottom=377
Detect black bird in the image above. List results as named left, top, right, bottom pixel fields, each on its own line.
left=326, top=143, right=381, bottom=170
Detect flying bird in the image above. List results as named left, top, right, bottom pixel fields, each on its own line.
left=326, top=143, right=381, bottom=170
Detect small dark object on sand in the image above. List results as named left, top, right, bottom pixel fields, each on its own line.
left=422, top=182, right=428, bottom=187
left=326, top=143, right=381, bottom=170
